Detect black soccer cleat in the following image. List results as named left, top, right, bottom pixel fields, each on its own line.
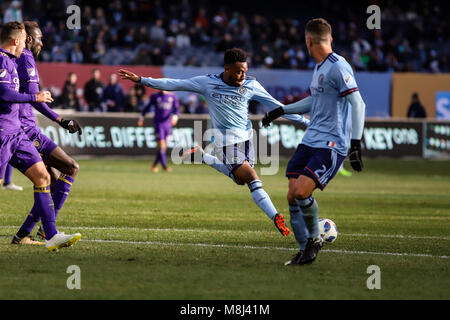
left=298, top=237, right=323, bottom=265
left=11, top=235, right=44, bottom=245
left=284, top=250, right=304, bottom=266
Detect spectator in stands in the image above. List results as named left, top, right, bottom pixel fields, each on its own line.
left=175, top=22, right=191, bottom=48
left=184, top=93, right=198, bottom=114
left=21, top=1, right=450, bottom=74
left=47, top=85, right=62, bottom=109
left=194, top=8, right=209, bottom=30
left=131, top=48, right=152, bottom=65
left=84, top=68, right=105, bottom=112
left=92, top=34, right=106, bottom=63
left=69, top=43, right=84, bottom=63
left=136, top=25, right=151, bottom=44
left=102, top=73, right=125, bottom=112
left=194, top=96, right=208, bottom=114
left=150, top=19, right=165, bottom=43
left=123, top=26, right=136, bottom=47
left=407, top=93, right=427, bottom=118
left=133, top=83, right=147, bottom=112
left=3, top=0, right=22, bottom=23
left=124, top=87, right=139, bottom=113
left=150, top=47, right=165, bottom=66
left=61, top=72, right=81, bottom=110
left=51, top=44, right=67, bottom=62
left=184, top=55, right=200, bottom=67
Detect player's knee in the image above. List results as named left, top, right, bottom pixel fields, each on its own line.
left=35, top=170, right=51, bottom=186
left=294, top=188, right=312, bottom=200
left=234, top=175, right=245, bottom=185
left=287, top=191, right=296, bottom=204
left=68, top=159, right=80, bottom=177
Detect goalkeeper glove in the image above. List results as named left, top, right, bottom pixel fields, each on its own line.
left=58, top=119, right=82, bottom=134
left=348, top=139, right=363, bottom=172
left=262, top=107, right=284, bottom=127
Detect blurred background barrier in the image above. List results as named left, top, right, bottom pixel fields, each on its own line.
left=36, top=113, right=450, bottom=159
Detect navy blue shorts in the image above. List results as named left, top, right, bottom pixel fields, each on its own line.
left=215, top=140, right=255, bottom=175
left=285, top=144, right=346, bottom=190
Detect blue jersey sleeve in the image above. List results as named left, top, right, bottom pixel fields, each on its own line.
left=141, top=76, right=206, bottom=94
left=329, top=62, right=359, bottom=97
left=251, top=80, right=310, bottom=126
left=251, top=80, right=283, bottom=110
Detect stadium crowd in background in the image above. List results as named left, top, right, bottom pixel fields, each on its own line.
left=1, top=0, right=449, bottom=113
left=2, top=0, right=447, bottom=72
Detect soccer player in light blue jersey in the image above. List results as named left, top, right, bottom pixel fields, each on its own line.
left=119, top=48, right=310, bottom=237
left=263, top=18, right=366, bottom=265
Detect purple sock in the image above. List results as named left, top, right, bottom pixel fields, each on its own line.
left=34, top=185, right=57, bottom=240
left=52, top=174, right=74, bottom=217
left=154, top=152, right=161, bottom=166
left=18, top=203, right=40, bottom=235
left=3, top=164, right=13, bottom=185
left=159, top=151, right=167, bottom=168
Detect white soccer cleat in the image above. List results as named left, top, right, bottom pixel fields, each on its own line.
left=2, top=183, right=23, bottom=191
left=45, top=232, right=82, bottom=252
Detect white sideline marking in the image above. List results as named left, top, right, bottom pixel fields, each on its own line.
left=1, top=225, right=449, bottom=240
left=82, top=238, right=449, bottom=259
left=0, top=226, right=448, bottom=259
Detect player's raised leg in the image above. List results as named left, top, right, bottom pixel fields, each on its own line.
left=2, top=164, right=23, bottom=191
left=183, top=145, right=238, bottom=179
left=234, top=162, right=290, bottom=237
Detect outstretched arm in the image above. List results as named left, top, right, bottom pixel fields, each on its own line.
left=118, top=69, right=203, bottom=93
left=251, top=81, right=310, bottom=127
left=261, top=96, right=313, bottom=127
left=283, top=96, right=313, bottom=115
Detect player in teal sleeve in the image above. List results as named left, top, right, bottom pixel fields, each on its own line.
left=119, top=48, right=310, bottom=237
left=263, top=18, right=366, bottom=265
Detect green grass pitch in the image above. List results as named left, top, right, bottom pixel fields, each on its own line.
left=0, top=158, right=449, bottom=300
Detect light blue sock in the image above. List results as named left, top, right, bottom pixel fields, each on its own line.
left=248, top=180, right=277, bottom=220
left=289, top=204, right=309, bottom=250
left=295, top=196, right=320, bottom=239
left=202, top=153, right=233, bottom=178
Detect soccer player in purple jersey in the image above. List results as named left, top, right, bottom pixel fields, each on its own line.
left=2, top=164, right=23, bottom=190
left=0, top=21, right=81, bottom=250
left=138, top=90, right=179, bottom=172
left=10, top=21, right=83, bottom=245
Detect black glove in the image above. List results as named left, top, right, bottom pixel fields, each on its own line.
left=348, top=139, right=363, bottom=172
left=59, top=118, right=82, bottom=134
left=262, top=107, right=285, bottom=127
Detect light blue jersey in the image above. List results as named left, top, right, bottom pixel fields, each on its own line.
left=141, top=73, right=309, bottom=147
left=302, top=52, right=358, bottom=156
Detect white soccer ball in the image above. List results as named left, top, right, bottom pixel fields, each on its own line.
left=319, top=218, right=338, bottom=243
